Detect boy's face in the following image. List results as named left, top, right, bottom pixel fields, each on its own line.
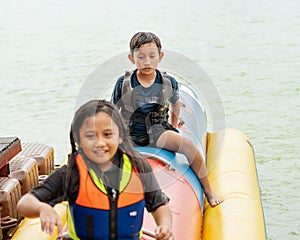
left=128, top=42, right=164, bottom=75
left=79, top=112, right=122, bottom=171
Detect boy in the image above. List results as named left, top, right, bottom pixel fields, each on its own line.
left=111, top=32, right=222, bottom=207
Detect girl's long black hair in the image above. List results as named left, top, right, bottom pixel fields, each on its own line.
left=64, top=99, right=148, bottom=201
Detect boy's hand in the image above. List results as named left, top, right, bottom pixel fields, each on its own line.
left=155, top=225, right=173, bottom=240
left=177, top=118, right=185, bottom=128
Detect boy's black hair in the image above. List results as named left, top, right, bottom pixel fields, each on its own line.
left=129, top=32, right=162, bottom=55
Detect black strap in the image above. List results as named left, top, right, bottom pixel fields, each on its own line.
left=86, top=215, right=94, bottom=240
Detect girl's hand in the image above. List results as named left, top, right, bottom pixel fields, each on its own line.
left=155, top=225, right=173, bottom=240
left=39, top=204, right=63, bottom=236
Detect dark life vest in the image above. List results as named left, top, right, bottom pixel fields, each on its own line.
left=120, top=70, right=174, bottom=131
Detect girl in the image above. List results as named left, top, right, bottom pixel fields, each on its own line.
left=17, top=99, right=173, bottom=240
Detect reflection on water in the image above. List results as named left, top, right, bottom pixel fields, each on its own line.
left=1, top=0, right=299, bottom=239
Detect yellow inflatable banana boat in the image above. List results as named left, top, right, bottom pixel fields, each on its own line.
left=10, top=83, right=266, bottom=239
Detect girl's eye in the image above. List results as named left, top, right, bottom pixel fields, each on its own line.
left=105, top=132, right=113, bottom=137
left=86, top=134, right=95, bottom=139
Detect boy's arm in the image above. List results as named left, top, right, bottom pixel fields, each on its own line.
left=169, top=100, right=180, bottom=128
left=111, top=76, right=124, bottom=105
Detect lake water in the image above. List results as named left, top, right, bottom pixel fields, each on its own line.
left=1, top=0, right=299, bottom=239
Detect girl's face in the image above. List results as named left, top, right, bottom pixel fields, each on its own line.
left=79, top=112, right=122, bottom=171
left=128, top=42, right=164, bottom=76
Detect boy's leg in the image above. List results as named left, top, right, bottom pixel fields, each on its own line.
left=156, top=131, right=222, bottom=207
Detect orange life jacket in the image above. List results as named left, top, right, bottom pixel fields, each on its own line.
left=68, top=153, right=145, bottom=240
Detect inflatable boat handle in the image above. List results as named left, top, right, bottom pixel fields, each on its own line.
left=142, top=228, right=156, bottom=238
left=55, top=232, right=69, bottom=240
left=138, top=151, right=175, bottom=171
left=54, top=229, right=156, bottom=239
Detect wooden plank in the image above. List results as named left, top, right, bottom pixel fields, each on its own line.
left=0, top=138, right=22, bottom=177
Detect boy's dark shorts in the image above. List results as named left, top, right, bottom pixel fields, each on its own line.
left=131, top=122, right=179, bottom=147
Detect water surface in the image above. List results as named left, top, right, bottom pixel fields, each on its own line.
left=1, top=0, right=299, bottom=239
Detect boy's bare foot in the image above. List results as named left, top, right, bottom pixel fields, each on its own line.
left=206, top=192, right=223, bottom=207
